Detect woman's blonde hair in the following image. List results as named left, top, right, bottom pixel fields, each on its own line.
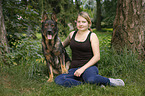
left=78, top=11, right=92, bottom=31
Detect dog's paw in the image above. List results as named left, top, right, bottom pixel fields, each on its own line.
left=47, top=78, right=54, bottom=83
left=61, top=65, right=68, bottom=74
left=62, top=68, right=68, bottom=74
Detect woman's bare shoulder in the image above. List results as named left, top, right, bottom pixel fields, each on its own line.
left=90, top=32, right=99, bottom=41
left=69, top=31, right=75, bottom=39
left=91, top=32, right=98, bottom=38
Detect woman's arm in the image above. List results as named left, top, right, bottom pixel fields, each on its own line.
left=62, top=31, right=75, bottom=48
left=74, top=33, right=100, bottom=77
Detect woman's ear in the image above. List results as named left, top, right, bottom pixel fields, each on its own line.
left=89, top=24, right=91, bottom=28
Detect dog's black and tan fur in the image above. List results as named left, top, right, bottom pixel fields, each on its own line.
left=41, top=12, right=70, bottom=82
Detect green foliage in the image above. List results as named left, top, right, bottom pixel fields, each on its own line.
left=6, top=37, right=42, bottom=64
left=3, top=0, right=40, bottom=48
left=99, top=47, right=144, bottom=76
left=1, top=36, right=47, bottom=80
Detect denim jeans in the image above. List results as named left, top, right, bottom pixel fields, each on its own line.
left=55, top=66, right=110, bottom=87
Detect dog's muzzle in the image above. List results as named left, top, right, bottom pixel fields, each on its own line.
left=47, top=34, right=52, bottom=39
left=47, top=29, right=53, bottom=39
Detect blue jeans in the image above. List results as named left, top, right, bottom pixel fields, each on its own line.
left=55, top=66, right=110, bottom=87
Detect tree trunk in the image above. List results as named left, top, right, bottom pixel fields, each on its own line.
left=96, top=0, right=101, bottom=31
left=0, top=1, right=10, bottom=64
left=111, top=0, right=145, bottom=59
left=75, top=0, right=81, bottom=12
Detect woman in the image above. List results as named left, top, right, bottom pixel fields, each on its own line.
left=55, top=12, right=125, bottom=87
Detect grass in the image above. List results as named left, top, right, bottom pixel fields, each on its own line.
left=0, top=29, right=145, bottom=96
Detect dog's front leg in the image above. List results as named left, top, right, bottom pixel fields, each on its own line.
left=60, top=54, right=68, bottom=74
left=47, top=63, right=54, bottom=82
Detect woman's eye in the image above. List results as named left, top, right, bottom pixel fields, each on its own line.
left=82, top=21, right=86, bottom=23
left=77, top=21, right=80, bottom=23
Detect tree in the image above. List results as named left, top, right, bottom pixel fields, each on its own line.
left=96, top=0, right=101, bottom=30
left=0, top=1, right=10, bottom=64
left=111, top=0, right=145, bottom=59
left=102, top=0, right=117, bottom=27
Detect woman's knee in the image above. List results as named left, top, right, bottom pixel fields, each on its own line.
left=54, top=74, right=66, bottom=85
left=84, top=66, right=99, bottom=74
left=84, top=76, right=96, bottom=83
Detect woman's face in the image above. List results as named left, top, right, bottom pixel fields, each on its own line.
left=77, top=16, right=89, bottom=31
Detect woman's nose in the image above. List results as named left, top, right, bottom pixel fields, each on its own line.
left=79, top=22, right=83, bottom=25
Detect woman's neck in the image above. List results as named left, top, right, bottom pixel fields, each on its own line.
left=77, top=29, right=90, bottom=34
left=75, top=29, right=90, bottom=42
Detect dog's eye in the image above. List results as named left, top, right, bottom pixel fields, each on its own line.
left=51, top=24, right=55, bottom=27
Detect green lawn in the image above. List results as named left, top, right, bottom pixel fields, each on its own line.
left=0, top=29, right=145, bottom=96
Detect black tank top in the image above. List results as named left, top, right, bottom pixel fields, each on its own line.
left=70, top=31, right=93, bottom=68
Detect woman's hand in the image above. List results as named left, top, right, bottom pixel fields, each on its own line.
left=74, top=68, right=85, bottom=77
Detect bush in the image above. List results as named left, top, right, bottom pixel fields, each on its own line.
left=1, top=37, right=47, bottom=79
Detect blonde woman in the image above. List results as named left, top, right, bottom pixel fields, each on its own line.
left=55, top=12, right=125, bottom=87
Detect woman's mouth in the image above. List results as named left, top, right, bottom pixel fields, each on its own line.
left=79, top=26, right=83, bottom=28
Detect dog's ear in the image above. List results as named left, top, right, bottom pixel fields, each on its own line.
left=51, top=13, right=57, bottom=22
left=41, top=11, right=48, bottom=23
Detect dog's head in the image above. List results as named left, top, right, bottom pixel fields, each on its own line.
left=41, top=12, right=58, bottom=40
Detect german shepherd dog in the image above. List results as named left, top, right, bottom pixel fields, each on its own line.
left=41, top=12, right=70, bottom=82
